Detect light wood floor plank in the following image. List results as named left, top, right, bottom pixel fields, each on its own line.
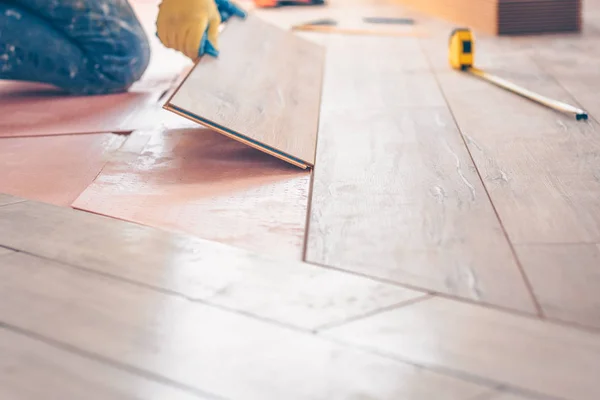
left=166, top=14, right=324, bottom=168
left=0, top=327, right=213, bottom=400
left=0, top=252, right=491, bottom=400
left=430, top=44, right=600, bottom=245
left=515, top=244, right=600, bottom=330
left=0, top=200, right=421, bottom=330
left=305, top=34, right=535, bottom=313
left=325, top=296, right=600, bottom=400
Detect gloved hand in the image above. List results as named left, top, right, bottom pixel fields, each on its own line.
left=156, top=0, right=222, bottom=60
left=215, top=0, right=247, bottom=22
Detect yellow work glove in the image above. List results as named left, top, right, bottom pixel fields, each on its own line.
left=156, top=0, right=221, bottom=60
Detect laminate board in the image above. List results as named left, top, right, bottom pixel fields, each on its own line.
left=0, top=200, right=423, bottom=331
left=433, top=55, right=600, bottom=244
left=514, top=244, right=600, bottom=330
left=325, top=296, right=600, bottom=400
left=0, top=328, right=211, bottom=400
left=72, top=128, right=310, bottom=259
left=0, top=134, right=126, bottom=206
left=0, top=252, right=491, bottom=400
left=165, top=14, right=325, bottom=169
left=305, top=35, right=535, bottom=313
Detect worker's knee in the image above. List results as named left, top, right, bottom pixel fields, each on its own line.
left=82, top=17, right=151, bottom=94
left=0, top=0, right=151, bottom=95
left=101, top=28, right=151, bottom=93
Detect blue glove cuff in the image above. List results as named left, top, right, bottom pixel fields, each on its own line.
left=198, top=32, right=220, bottom=58
left=215, top=0, right=247, bottom=22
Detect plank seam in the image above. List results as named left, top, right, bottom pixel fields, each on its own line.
left=0, top=321, right=227, bottom=400
left=69, top=133, right=131, bottom=208
left=305, top=259, right=575, bottom=324
left=415, top=38, right=544, bottom=317
left=529, top=55, right=599, bottom=124
left=0, top=248, right=313, bottom=334
left=0, top=199, right=27, bottom=208
left=319, top=329, right=566, bottom=400
left=0, top=310, right=505, bottom=400
left=314, top=294, right=433, bottom=332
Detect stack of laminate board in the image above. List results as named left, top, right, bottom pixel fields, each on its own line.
left=396, top=0, right=581, bottom=35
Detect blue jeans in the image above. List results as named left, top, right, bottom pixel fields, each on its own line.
left=0, top=0, right=150, bottom=95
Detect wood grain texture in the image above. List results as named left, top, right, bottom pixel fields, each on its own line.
left=0, top=200, right=423, bottom=331
left=0, top=328, right=211, bottom=400
left=305, top=34, right=535, bottom=313
left=0, top=134, right=126, bottom=206
left=167, top=14, right=325, bottom=168
left=432, top=54, right=600, bottom=244
left=0, top=252, right=491, bottom=400
left=515, top=244, right=600, bottom=330
left=72, top=128, right=310, bottom=259
left=325, top=296, right=600, bottom=400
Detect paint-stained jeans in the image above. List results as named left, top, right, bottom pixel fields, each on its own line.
left=0, top=0, right=150, bottom=95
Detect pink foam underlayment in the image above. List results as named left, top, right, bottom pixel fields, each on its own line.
left=0, top=0, right=195, bottom=138
left=0, top=133, right=126, bottom=206
left=72, top=128, right=311, bottom=259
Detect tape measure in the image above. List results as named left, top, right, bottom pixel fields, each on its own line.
left=448, top=28, right=588, bottom=121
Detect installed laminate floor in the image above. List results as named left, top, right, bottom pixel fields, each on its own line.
left=2, top=0, right=600, bottom=398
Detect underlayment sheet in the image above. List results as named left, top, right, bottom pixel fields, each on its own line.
left=72, top=129, right=310, bottom=259
left=165, top=14, right=325, bottom=168
left=0, top=0, right=194, bottom=138
left=0, top=134, right=126, bottom=206
left=0, top=80, right=194, bottom=138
